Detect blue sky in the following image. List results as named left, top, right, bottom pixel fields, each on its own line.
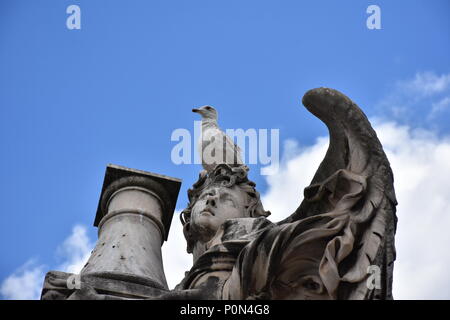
left=1, top=0, right=449, bottom=299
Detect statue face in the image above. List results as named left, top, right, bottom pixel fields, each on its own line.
left=190, top=185, right=248, bottom=242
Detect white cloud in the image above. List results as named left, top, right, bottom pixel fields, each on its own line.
left=400, top=71, right=450, bottom=97
left=0, top=225, right=94, bottom=300
left=375, top=121, right=450, bottom=299
left=430, top=97, right=450, bottom=119
left=162, top=210, right=192, bottom=289
left=377, top=71, right=450, bottom=126
left=0, top=260, right=46, bottom=300
left=262, top=138, right=329, bottom=223
left=56, top=225, right=94, bottom=274
left=262, top=120, right=450, bottom=299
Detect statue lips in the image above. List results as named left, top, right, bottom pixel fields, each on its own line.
left=200, top=208, right=215, bottom=216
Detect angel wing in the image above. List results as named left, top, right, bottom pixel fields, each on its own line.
left=277, top=88, right=398, bottom=299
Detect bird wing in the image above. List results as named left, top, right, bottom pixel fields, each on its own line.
left=224, top=131, right=243, bottom=164
left=199, top=126, right=242, bottom=168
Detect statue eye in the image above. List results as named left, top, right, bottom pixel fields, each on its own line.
left=301, top=277, right=322, bottom=293
left=221, top=195, right=235, bottom=206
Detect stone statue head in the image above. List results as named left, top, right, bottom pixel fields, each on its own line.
left=180, top=165, right=270, bottom=254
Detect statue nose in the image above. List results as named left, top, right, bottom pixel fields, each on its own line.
left=206, top=196, right=217, bottom=208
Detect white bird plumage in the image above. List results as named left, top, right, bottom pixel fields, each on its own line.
left=192, top=105, right=243, bottom=173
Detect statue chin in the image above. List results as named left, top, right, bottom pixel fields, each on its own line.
left=189, top=218, right=221, bottom=243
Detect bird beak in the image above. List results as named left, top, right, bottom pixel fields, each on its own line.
left=192, top=108, right=200, bottom=113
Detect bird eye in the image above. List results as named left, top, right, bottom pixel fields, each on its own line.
left=206, top=107, right=212, bottom=110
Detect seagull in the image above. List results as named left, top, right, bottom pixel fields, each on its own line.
left=192, top=105, right=243, bottom=173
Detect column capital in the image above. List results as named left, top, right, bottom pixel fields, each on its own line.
left=94, top=164, right=182, bottom=241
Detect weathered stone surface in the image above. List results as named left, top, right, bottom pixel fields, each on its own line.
left=41, top=271, right=167, bottom=300
left=41, top=88, right=397, bottom=300
left=175, top=88, right=397, bottom=300
left=93, top=164, right=181, bottom=240
left=41, top=164, right=181, bottom=299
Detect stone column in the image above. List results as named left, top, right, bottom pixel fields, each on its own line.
left=80, top=164, right=181, bottom=294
